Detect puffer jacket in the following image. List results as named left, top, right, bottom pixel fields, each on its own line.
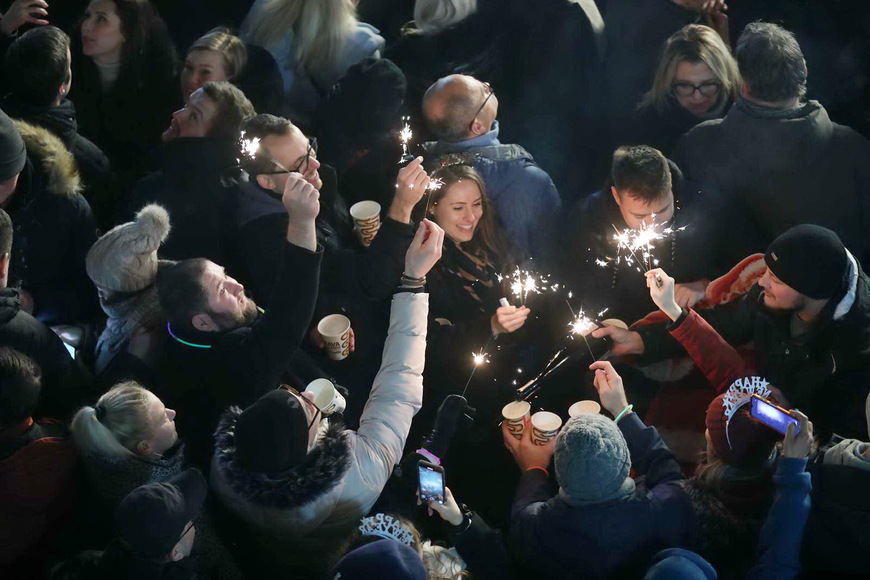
left=5, top=120, right=99, bottom=325
left=210, top=292, right=427, bottom=578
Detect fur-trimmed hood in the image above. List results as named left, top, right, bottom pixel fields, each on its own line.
left=13, top=119, right=81, bottom=197
left=212, top=406, right=351, bottom=509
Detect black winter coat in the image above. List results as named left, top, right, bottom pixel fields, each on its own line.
left=117, top=138, right=239, bottom=265
left=673, top=99, right=870, bottom=267
left=0, top=97, right=116, bottom=230
left=638, top=263, right=870, bottom=440
left=5, top=120, right=99, bottom=325
left=154, top=242, right=321, bottom=467
left=0, top=287, right=80, bottom=419
left=558, top=168, right=721, bottom=325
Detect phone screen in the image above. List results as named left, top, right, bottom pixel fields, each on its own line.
left=418, top=463, right=445, bottom=504
left=63, top=342, right=76, bottom=359
left=751, top=396, right=799, bottom=435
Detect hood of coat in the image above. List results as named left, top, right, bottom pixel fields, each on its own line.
left=0, top=287, right=21, bottom=327
left=12, top=119, right=81, bottom=197
left=1, top=98, right=80, bottom=145
left=213, top=406, right=351, bottom=509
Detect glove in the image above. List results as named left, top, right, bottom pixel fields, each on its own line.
left=422, top=394, right=476, bottom=459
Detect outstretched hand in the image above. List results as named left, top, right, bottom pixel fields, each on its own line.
left=491, top=305, right=531, bottom=335
left=589, top=361, right=630, bottom=417
left=646, top=268, right=681, bottom=321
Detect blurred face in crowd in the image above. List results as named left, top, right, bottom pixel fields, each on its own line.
left=0, top=174, right=20, bottom=207
left=611, top=188, right=675, bottom=231
left=193, top=261, right=258, bottom=332
left=181, top=49, right=229, bottom=103
left=758, top=266, right=806, bottom=312
left=80, top=0, right=125, bottom=65
left=672, top=60, right=721, bottom=117
left=431, top=179, right=484, bottom=244
left=255, top=129, right=322, bottom=191
left=137, top=391, right=177, bottom=456
left=161, top=89, right=219, bottom=142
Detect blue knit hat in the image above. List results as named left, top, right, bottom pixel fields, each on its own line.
left=554, top=415, right=636, bottom=505
left=333, top=540, right=427, bottom=580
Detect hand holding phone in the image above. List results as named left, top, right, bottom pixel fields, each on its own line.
left=782, top=410, right=813, bottom=458
left=417, top=460, right=445, bottom=504
left=750, top=394, right=799, bottom=435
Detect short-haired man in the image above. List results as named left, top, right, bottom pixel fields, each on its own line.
left=0, top=348, right=77, bottom=576
left=596, top=224, right=870, bottom=439
left=559, top=145, right=718, bottom=325
left=674, top=22, right=870, bottom=266
left=0, top=106, right=98, bottom=325
left=2, top=25, right=116, bottom=230
left=117, top=81, right=256, bottom=264
left=155, top=171, right=322, bottom=466
left=422, top=74, right=561, bottom=260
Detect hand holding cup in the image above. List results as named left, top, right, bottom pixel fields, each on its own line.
left=502, top=414, right=557, bottom=472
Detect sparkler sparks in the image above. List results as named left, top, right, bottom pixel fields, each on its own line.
left=398, top=117, right=413, bottom=163
left=239, top=131, right=292, bottom=173
left=508, top=268, right=543, bottom=306
left=597, top=216, right=685, bottom=275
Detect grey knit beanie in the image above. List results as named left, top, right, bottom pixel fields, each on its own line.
left=86, top=204, right=171, bottom=292
left=554, top=414, right=636, bottom=506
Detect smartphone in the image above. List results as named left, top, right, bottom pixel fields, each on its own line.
left=750, top=394, right=799, bottom=435
left=417, top=460, right=445, bottom=504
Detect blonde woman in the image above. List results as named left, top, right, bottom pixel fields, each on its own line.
left=71, top=381, right=184, bottom=509
left=180, top=27, right=248, bottom=103
left=635, top=24, right=740, bottom=153
left=241, top=0, right=384, bottom=126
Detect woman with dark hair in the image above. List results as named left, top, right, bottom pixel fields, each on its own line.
left=69, top=0, right=178, bottom=182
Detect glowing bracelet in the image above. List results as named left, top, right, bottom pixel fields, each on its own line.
left=614, top=404, right=634, bottom=423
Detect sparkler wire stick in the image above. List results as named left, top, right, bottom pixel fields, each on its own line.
left=461, top=332, right=496, bottom=398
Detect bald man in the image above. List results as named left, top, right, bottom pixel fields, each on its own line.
left=422, top=74, right=561, bottom=261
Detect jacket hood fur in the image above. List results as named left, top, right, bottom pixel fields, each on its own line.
left=13, top=119, right=81, bottom=197
left=213, top=406, right=352, bottom=509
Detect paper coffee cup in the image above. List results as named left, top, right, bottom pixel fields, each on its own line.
left=601, top=318, right=628, bottom=330
left=569, top=400, right=601, bottom=417
left=317, top=314, right=352, bottom=361
left=530, top=411, right=562, bottom=446
left=502, top=401, right=531, bottom=440
left=350, top=201, right=381, bottom=248
left=304, top=378, right=346, bottom=416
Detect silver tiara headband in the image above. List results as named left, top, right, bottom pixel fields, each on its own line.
left=723, top=375, right=771, bottom=449
left=358, top=513, right=415, bottom=547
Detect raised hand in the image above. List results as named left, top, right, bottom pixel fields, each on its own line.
left=0, top=0, right=49, bottom=37
left=282, top=172, right=319, bottom=250
left=390, top=156, right=430, bottom=223
left=589, top=361, right=630, bottom=417
left=404, top=219, right=444, bottom=279
left=646, top=268, right=681, bottom=321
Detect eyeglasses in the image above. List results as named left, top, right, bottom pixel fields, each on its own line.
left=671, top=81, right=722, bottom=98
left=263, top=137, right=318, bottom=175
left=468, top=81, right=494, bottom=131
left=280, top=385, right=321, bottom=430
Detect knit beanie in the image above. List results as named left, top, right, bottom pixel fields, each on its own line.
left=235, top=389, right=309, bottom=474
left=333, top=540, right=427, bottom=580
left=644, top=548, right=717, bottom=580
left=706, top=377, right=781, bottom=467
left=0, top=107, right=26, bottom=181
left=554, top=414, right=636, bottom=506
left=764, top=224, right=848, bottom=299
left=86, top=204, right=171, bottom=292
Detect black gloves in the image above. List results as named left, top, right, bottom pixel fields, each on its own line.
left=422, top=394, right=476, bottom=459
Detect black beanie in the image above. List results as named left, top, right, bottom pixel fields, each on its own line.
left=0, top=108, right=26, bottom=181
left=235, top=389, right=309, bottom=474
left=765, top=224, right=848, bottom=299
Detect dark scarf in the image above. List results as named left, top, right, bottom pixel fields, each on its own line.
left=96, top=285, right=164, bottom=374
left=439, top=240, right=502, bottom=316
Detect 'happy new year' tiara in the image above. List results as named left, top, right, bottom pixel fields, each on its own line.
left=723, top=375, right=771, bottom=449
left=358, top=513, right=415, bottom=547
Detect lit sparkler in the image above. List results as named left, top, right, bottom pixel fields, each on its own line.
left=598, top=216, right=685, bottom=288
left=509, top=268, right=542, bottom=306
left=239, top=131, right=292, bottom=173
left=461, top=335, right=495, bottom=397
left=398, top=116, right=413, bottom=163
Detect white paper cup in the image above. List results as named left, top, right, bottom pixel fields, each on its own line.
left=350, top=201, right=381, bottom=248
left=502, top=401, right=531, bottom=440
left=531, top=411, right=562, bottom=446
left=304, top=378, right=346, bottom=416
left=317, top=314, right=352, bottom=361
left=601, top=318, right=629, bottom=330
left=568, top=400, right=601, bottom=417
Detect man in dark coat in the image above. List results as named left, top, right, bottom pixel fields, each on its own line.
left=3, top=26, right=116, bottom=230
left=595, top=225, right=870, bottom=440
left=155, top=171, right=321, bottom=467
left=673, top=22, right=870, bottom=267
left=116, top=81, right=255, bottom=266
left=559, top=145, right=720, bottom=326
left=0, top=208, right=80, bottom=419
left=0, top=107, right=98, bottom=325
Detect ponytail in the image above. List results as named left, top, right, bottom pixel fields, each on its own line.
left=70, top=381, right=155, bottom=458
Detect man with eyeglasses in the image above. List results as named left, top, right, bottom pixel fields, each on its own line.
left=422, top=74, right=561, bottom=262
left=673, top=22, right=870, bottom=268
left=116, top=81, right=256, bottom=266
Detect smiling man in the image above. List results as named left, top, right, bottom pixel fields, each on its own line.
left=594, top=224, right=870, bottom=440
left=116, top=81, right=255, bottom=265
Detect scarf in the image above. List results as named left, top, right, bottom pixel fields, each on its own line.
left=95, top=285, right=164, bottom=374
left=440, top=240, right=502, bottom=315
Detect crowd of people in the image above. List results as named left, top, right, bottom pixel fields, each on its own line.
left=0, top=0, right=868, bottom=578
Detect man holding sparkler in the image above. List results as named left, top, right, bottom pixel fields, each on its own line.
left=421, top=74, right=561, bottom=261
left=594, top=224, right=870, bottom=440
left=559, top=145, right=718, bottom=325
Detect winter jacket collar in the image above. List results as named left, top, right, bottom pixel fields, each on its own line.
left=10, top=119, right=82, bottom=201
left=1, top=98, right=81, bottom=145
left=0, top=287, right=20, bottom=327
left=425, top=122, right=538, bottom=163
left=213, top=406, right=351, bottom=509
left=161, top=138, right=240, bottom=182
left=236, top=176, right=283, bottom=227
